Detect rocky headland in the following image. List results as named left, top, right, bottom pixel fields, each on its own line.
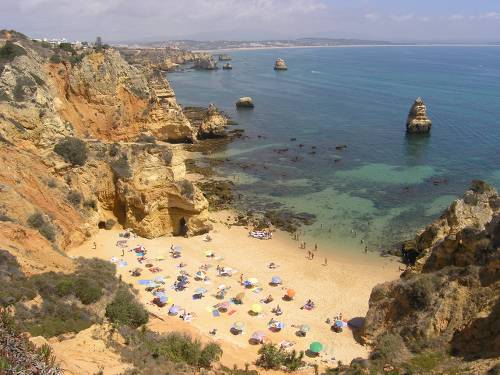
left=360, top=180, right=499, bottom=374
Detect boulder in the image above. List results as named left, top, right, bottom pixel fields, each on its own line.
left=274, top=58, right=288, bottom=71
left=222, top=63, right=232, bottom=70
left=236, top=97, right=254, bottom=109
left=406, top=97, right=432, bottom=133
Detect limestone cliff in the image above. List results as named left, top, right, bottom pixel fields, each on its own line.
left=362, top=181, right=500, bottom=364
left=0, top=31, right=211, bottom=271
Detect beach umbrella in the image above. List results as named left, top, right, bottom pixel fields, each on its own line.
left=271, top=276, right=282, bottom=285
left=299, top=324, right=310, bottom=333
left=218, top=284, right=227, bottom=290
left=168, top=305, right=180, bottom=315
left=205, top=250, right=214, bottom=257
left=232, top=322, right=245, bottom=331
left=251, top=331, right=266, bottom=340
left=286, top=289, right=296, bottom=298
left=195, top=270, right=206, bottom=279
left=154, top=276, right=166, bottom=283
left=247, top=278, right=259, bottom=285
left=172, top=245, right=182, bottom=252
left=251, top=303, right=263, bottom=314
left=309, top=342, right=323, bottom=353
left=195, top=287, right=208, bottom=295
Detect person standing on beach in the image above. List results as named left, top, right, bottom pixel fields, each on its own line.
left=121, top=249, right=124, bottom=257
left=364, top=246, right=368, bottom=254
left=314, top=243, right=317, bottom=251
left=92, top=241, right=96, bottom=250
left=324, top=258, right=328, bottom=266
left=240, top=274, right=243, bottom=284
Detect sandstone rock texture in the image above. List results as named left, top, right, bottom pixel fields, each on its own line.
left=274, top=58, right=288, bottom=71
left=363, top=181, right=500, bottom=361
left=0, top=32, right=211, bottom=268
left=184, top=104, right=228, bottom=139
left=406, top=97, right=432, bottom=133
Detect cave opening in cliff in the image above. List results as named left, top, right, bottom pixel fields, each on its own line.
left=179, top=217, right=188, bottom=237
left=98, top=221, right=106, bottom=229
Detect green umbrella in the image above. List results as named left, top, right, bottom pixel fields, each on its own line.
left=309, top=341, right=323, bottom=353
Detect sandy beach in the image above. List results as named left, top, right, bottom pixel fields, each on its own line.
left=69, top=210, right=400, bottom=371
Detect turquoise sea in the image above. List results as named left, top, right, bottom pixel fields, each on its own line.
left=167, top=46, right=500, bottom=252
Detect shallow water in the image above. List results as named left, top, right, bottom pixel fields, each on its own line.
left=168, top=46, right=500, bottom=252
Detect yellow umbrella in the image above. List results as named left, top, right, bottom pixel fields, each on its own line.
left=251, top=303, right=262, bottom=314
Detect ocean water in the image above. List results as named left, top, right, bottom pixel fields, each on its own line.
left=167, top=46, right=500, bottom=252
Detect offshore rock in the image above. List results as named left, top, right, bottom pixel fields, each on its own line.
left=274, top=58, right=288, bottom=70
left=406, top=97, right=432, bottom=133
left=193, top=54, right=218, bottom=70
left=222, top=63, right=232, bottom=70
left=236, top=97, right=254, bottom=109
left=218, top=54, right=232, bottom=61
left=184, top=104, right=228, bottom=139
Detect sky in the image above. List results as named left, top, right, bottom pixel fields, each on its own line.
left=1, top=0, right=499, bottom=43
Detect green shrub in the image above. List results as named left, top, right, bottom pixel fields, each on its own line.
left=372, top=333, right=406, bottom=361
left=199, top=342, right=223, bottom=368
left=40, top=41, right=51, bottom=48
left=256, top=344, right=286, bottom=370
left=109, top=143, right=120, bottom=157
left=54, top=136, right=87, bottom=166
left=0, top=214, right=13, bottom=222
left=405, top=275, right=436, bottom=310
left=0, top=41, right=26, bottom=62
left=55, top=279, right=75, bottom=297
left=49, top=54, right=62, bottom=64
left=58, top=42, right=76, bottom=54
left=27, top=212, right=56, bottom=242
left=105, top=286, right=148, bottom=327
left=75, top=278, right=102, bottom=305
left=67, top=190, right=82, bottom=207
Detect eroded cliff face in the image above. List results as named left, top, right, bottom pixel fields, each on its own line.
left=362, top=181, right=500, bottom=362
left=0, top=33, right=211, bottom=272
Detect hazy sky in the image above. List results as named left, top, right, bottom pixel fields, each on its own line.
left=1, top=0, right=499, bottom=42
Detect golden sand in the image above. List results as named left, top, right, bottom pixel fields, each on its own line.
left=69, top=210, right=400, bottom=371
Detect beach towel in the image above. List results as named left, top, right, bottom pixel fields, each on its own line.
left=228, top=310, right=237, bottom=316
left=212, top=310, right=220, bottom=317
left=118, top=260, right=128, bottom=267
left=138, top=279, right=152, bottom=285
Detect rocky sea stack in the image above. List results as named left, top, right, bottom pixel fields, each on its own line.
left=236, top=97, right=254, bottom=109
left=218, top=54, right=232, bottom=61
left=406, top=97, right=432, bottom=133
left=193, top=54, right=217, bottom=70
left=274, top=58, right=288, bottom=70
left=222, top=62, right=232, bottom=70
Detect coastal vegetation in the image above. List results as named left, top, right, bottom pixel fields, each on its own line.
left=53, top=136, right=88, bottom=166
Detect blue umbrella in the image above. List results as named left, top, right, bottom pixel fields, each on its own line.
left=169, top=305, right=179, bottom=314
left=335, top=320, right=343, bottom=327
left=271, top=276, right=282, bottom=284
left=195, top=287, right=208, bottom=295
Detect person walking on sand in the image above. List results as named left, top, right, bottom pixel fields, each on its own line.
left=314, top=243, right=318, bottom=251
left=364, top=246, right=368, bottom=254
left=323, top=258, right=328, bottom=266
left=311, top=252, right=315, bottom=260
left=92, top=241, right=96, bottom=250
left=240, top=274, right=243, bottom=285
left=121, top=249, right=124, bottom=257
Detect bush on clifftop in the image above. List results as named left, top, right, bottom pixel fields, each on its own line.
left=54, top=136, right=88, bottom=166
left=27, top=211, right=56, bottom=242
left=105, top=286, right=148, bottom=328
left=0, top=40, right=27, bottom=63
